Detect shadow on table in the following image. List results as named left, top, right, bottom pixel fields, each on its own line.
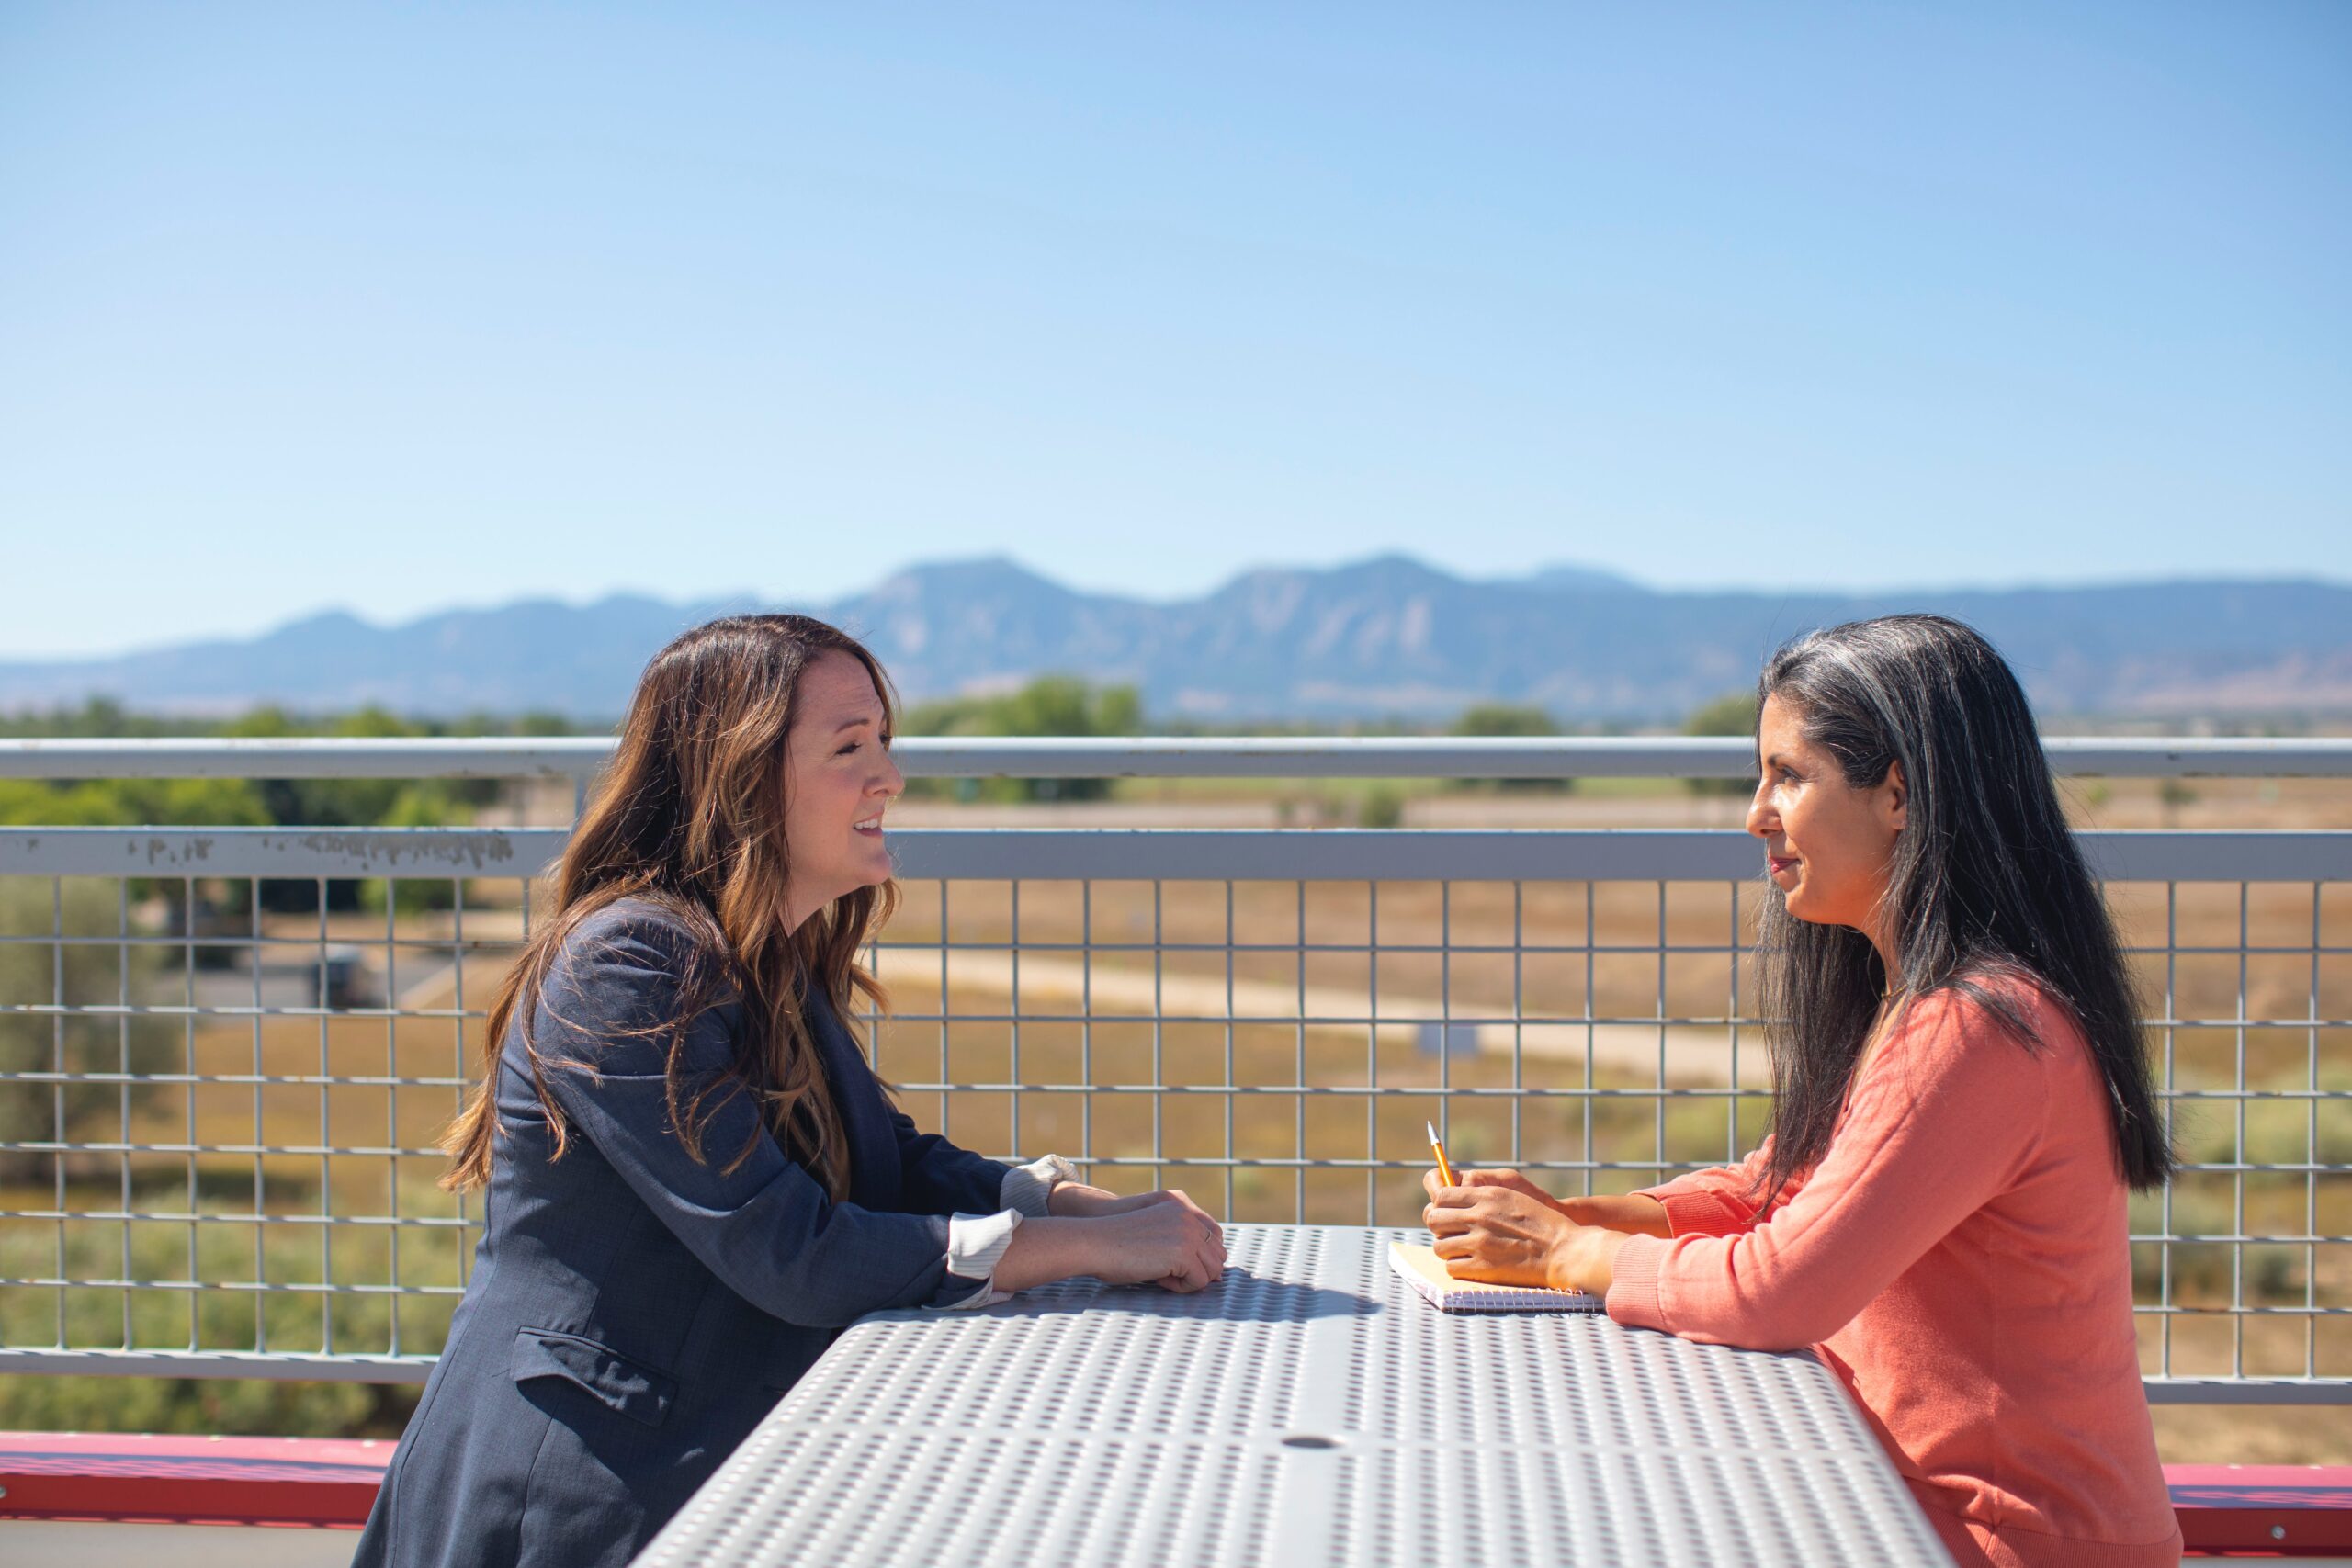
left=1007, top=1266, right=1377, bottom=1323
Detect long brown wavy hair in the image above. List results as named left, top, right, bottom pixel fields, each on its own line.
left=439, top=614, right=899, bottom=1200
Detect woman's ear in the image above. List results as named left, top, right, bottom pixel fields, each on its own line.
left=1882, top=760, right=1907, bottom=834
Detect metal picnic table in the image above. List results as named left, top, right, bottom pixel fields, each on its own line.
left=629, top=1224, right=1952, bottom=1567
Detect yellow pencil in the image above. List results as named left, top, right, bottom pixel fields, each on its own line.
left=1426, top=1120, right=1457, bottom=1188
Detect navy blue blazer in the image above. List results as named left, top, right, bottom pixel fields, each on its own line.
left=353, top=897, right=1013, bottom=1568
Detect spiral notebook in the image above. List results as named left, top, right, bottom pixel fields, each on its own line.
left=1388, top=1240, right=1605, bottom=1314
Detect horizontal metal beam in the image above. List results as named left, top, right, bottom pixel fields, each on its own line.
left=4, top=827, right=2348, bottom=882
left=0, top=1347, right=437, bottom=1382
left=2049, top=737, right=2352, bottom=777
left=2078, top=830, right=2352, bottom=882
left=2142, top=1378, right=2352, bottom=1405
left=0, top=828, right=570, bottom=877
left=0, top=737, right=615, bottom=780
left=897, top=829, right=2352, bottom=884
left=4, top=735, right=2349, bottom=780
left=892, top=829, right=1762, bottom=882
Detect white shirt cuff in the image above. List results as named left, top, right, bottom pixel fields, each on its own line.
left=929, top=1209, right=1024, bottom=1312
left=1000, top=1152, right=1078, bottom=1218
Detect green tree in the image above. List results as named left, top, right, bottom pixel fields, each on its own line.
left=0, top=777, right=272, bottom=829
left=1682, top=690, right=1759, bottom=797
left=0, top=702, right=506, bottom=840
left=900, top=675, right=1144, bottom=802
left=1357, top=784, right=1407, bottom=828
left=1449, top=703, right=1555, bottom=738
left=211, top=706, right=492, bottom=909
left=509, top=710, right=579, bottom=738
left=360, top=782, right=489, bottom=914
left=0, top=696, right=198, bottom=740
left=0, top=880, right=174, bottom=1182
left=1447, top=703, right=1569, bottom=793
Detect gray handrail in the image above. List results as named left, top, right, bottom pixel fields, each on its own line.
left=6, top=827, right=2347, bottom=881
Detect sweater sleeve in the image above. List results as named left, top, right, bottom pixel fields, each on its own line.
left=1634, top=1137, right=1784, bottom=1237
left=1606, top=992, right=2043, bottom=1350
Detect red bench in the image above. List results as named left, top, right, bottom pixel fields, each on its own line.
left=2167, top=1465, right=2352, bottom=1558
left=4, top=1433, right=2348, bottom=1555
left=0, top=1430, right=390, bottom=1529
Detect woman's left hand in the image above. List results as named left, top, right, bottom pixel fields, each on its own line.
left=1423, top=1182, right=1629, bottom=1295
left=1049, top=1182, right=1215, bottom=1227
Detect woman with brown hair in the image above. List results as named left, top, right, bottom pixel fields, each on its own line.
left=353, top=614, right=1224, bottom=1568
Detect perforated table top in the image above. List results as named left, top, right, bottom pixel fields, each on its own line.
left=632, top=1224, right=1952, bottom=1567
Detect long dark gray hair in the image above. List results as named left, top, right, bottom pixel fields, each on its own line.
left=1752, top=615, right=2174, bottom=1198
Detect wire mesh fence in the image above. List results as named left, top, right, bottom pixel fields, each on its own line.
left=0, top=861, right=519, bottom=1382
left=1, top=817, right=2348, bottom=1401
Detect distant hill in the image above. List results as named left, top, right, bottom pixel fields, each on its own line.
left=2, top=556, right=2347, bottom=722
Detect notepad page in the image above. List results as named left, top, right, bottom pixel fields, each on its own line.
left=1388, top=1240, right=1605, bottom=1313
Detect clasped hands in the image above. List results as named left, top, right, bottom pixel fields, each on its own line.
left=1036, top=1181, right=1227, bottom=1292
left=1422, top=1168, right=1660, bottom=1296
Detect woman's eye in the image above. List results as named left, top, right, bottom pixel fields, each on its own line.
left=837, top=740, right=861, bottom=756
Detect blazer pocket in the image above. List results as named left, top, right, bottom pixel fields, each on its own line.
left=510, top=1326, right=678, bottom=1428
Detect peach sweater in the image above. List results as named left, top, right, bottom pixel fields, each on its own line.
left=1606, top=981, right=2180, bottom=1568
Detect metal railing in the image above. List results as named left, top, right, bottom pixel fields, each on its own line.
left=8, top=734, right=2351, bottom=781
left=1, top=737, right=2347, bottom=1404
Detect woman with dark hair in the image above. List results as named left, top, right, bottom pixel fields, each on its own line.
left=1424, top=615, right=2180, bottom=1567
left=355, top=614, right=1224, bottom=1568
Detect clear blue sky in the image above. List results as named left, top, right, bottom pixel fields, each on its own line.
left=2, top=2, right=2346, bottom=659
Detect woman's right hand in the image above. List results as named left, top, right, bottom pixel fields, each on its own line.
left=990, top=1196, right=1227, bottom=1294
left=1422, top=1167, right=1670, bottom=1237
left=1085, top=1198, right=1227, bottom=1291
left=1426, top=1167, right=1559, bottom=1207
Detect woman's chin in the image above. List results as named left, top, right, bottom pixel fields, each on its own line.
left=1781, top=889, right=1870, bottom=931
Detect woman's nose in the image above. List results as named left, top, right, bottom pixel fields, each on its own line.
left=1745, top=781, right=1774, bottom=839
left=876, top=752, right=905, bottom=798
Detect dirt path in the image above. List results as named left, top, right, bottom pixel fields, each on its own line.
left=870, top=946, right=1770, bottom=1086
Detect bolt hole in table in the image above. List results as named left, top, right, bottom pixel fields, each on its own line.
left=630, top=1224, right=1952, bottom=1567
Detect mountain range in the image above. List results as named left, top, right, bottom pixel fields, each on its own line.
left=5, top=556, right=2348, bottom=722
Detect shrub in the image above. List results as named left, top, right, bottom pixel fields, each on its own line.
left=0, top=880, right=175, bottom=1183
